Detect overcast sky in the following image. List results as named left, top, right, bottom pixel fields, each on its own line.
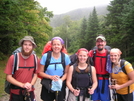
left=36, top=0, right=112, bottom=14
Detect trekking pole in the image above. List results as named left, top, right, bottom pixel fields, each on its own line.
left=55, top=91, right=58, bottom=101
left=27, top=92, right=32, bottom=101
left=88, top=86, right=92, bottom=100
left=111, top=79, right=117, bottom=101
left=75, top=88, right=80, bottom=101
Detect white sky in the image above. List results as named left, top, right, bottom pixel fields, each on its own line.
left=36, top=0, right=112, bottom=14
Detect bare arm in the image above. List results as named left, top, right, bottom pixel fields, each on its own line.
left=6, top=74, right=24, bottom=88
left=88, top=66, right=98, bottom=94
left=60, top=65, right=70, bottom=81
left=66, top=65, right=74, bottom=92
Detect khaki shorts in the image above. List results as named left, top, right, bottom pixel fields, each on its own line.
left=67, top=91, right=91, bottom=101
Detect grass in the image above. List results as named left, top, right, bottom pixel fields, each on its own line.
left=0, top=60, right=8, bottom=97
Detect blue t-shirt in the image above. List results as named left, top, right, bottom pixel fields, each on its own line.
left=40, top=52, right=71, bottom=77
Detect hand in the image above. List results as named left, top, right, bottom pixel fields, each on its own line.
left=109, top=84, right=121, bottom=90
left=50, top=75, right=60, bottom=81
left=23, top=82, right=32, bottom=91
left=73, top=89, right=80, bottom=96
left=88, top=87, right=94, bottom=94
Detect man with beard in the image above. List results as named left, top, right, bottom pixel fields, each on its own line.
left=4, top=36, right=40, bottom=101
left=88, top=35, right=111, bottom=101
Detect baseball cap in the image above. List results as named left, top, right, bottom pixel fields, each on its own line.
left=96, top=36, right=106, bottom=41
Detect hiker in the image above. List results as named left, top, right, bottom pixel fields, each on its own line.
left=42, top=41, right=68, bottom=56
left=88, top=34, right=111, bottom=101
left=109, top=48, right=134, bottom=101
left=66, top=48, right=97, bottom=101
left=4, top=36, right=40, bottom=101
left=39, top=36, right=71, bottom=101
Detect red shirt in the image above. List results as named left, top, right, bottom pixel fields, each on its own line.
left=4, top=53, right=40, bottom=94
left=89, top=49, right=108, bottom=80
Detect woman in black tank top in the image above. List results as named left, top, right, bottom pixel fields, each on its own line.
left=66, top=48, right=97, bottom=101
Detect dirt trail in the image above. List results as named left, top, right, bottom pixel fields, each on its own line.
left=34, top=78, right=43, bottom=101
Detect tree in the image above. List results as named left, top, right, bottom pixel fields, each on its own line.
left=78, top=17, right=87, bottom=48
left=119, top=0, right=134, bottom=61
left=0, top=0, right=53, bottom=57
left=85, top=7, right=99, bottom=50
left=104, top=0, right=131, bottom=48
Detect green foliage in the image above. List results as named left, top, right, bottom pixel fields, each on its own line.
left=0, top=52, right=7, bottom=61
left=119, top=0, right=134, bottom=57
left=0, top=0, right=53, bottom=56
left=85, top=7, right=100, bottom=50
left=0, top=60, right=7, bottom=97
left=104, top=0, right=133, bottom=60
left=78, top=17, right=87, bottom=48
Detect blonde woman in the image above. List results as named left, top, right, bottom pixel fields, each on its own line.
left=109, top=48, right=134, bottom=101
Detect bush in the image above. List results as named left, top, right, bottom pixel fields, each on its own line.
left=0, top=52, right=7, bottom=61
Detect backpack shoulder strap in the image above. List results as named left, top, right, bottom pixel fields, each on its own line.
left=44, top=51, right=52, bottom=72
left=120, top=59, right=132, bottom=93
left=72, top=63, right=78, bottom=74
left=44, top=51, right=65, bottom=72
left=33, top=54, right=38, bottom=73
left=89, top=50, right=95, bottom=66
left=88, top=65, right=93, bottom=88
left=120, top=59, right=127, bottom=74
left=12, top=53, right=19, bottom=74
left=61, top=52, right=65, bottom=69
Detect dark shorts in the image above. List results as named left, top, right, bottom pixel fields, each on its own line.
left=117, top=93, right=133, bottom=101
left=41, top=81, right=66, bottom=101
left=10, top=91, right=35, bottom=101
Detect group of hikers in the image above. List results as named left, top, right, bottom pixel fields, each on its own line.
left=4, top=34, right=134, bottom=101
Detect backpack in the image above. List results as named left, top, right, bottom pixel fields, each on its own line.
left=71, top=63, right=92, bottom=100
left=69, top=45, right=111, bottom=66
left=72, top=63, right=92, bottom=88
left=89, top=46, right=111, bottom=94
left=120, top=59, right=134, bottom=74
left=69, top=53, right=77, bottom=66
left=44, top=51, right=65, bottom=72
left=42, top=41, right=68, bottom=55
left=90, top=45, right=111, bottom=66
left=4, top=48, right=37, bottom=94
left=40, top=51, right=66, bottom=92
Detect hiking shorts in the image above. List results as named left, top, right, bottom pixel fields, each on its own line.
left=91, top=79, right=110, bottom=101
left=67, top=91, right=91, bottom=101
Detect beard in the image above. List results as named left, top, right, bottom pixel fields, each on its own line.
left=21, top=47, right=33, bottom=56
left=97, top=45, right=103, bottom=51
left=98, top=48, right=103, bottom=51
